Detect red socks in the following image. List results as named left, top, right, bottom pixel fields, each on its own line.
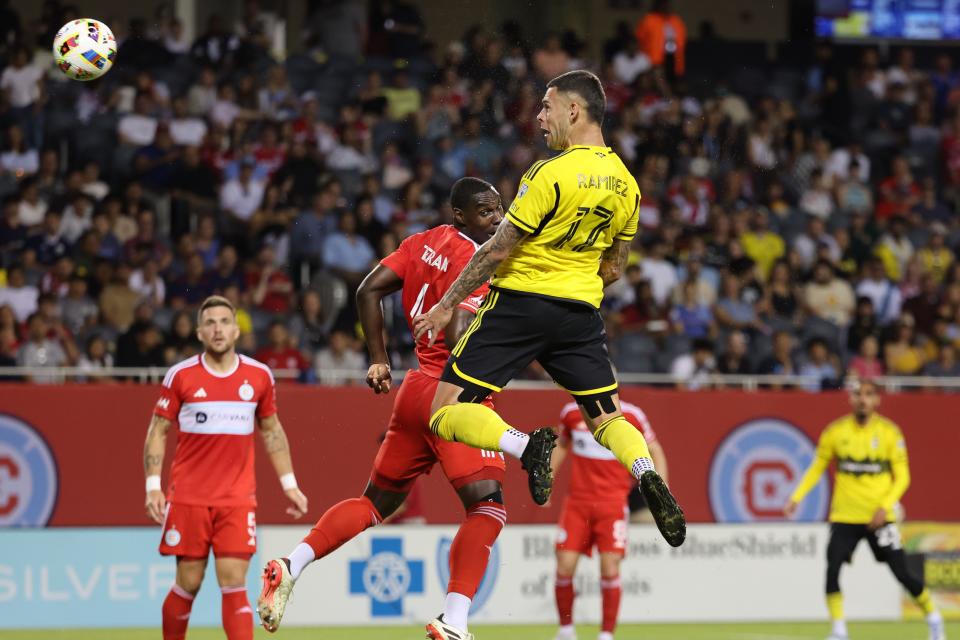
left=221, top=586, right=254, bottom=640
left=162, top=584, right=194, bottom=640
left=303, top=496, right=382, bottom=558
left=601, top=575, right=622, bottom=633
left=447, top=501, right=506, bottom=597
left=555, top=574, right=574, bottom=626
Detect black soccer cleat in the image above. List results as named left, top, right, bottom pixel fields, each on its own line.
left=520, top=427, right=558, bottom=506
left=640, top=470, right=686, bottom=547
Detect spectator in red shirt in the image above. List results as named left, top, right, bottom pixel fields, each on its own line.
left=246, top=244, right=293, bottom=313
left=254, top=320, right=309, bottom=383
left=876, top=155, right=921, bottom=221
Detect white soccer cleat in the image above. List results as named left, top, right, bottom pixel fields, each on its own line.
left=930, top=616, right=947, bottom=640
left=425, top=614, right=474, bottom=640
left=553, top=625, right=577, bottom=640
left=257, top=558, right=295, bottom=633
left=825, top=635, right=849, bottom=640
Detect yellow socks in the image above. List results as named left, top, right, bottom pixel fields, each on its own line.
left=593, top=415, right=653, bottom=478
left=430, top=403, right=511, bottom=452
left=826, top=592, right=844, bottom=621
left=916, top=588, right=935, bottom=615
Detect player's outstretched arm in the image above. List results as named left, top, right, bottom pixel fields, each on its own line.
left=784, top=427, right=834, bottom=518
left=357, top=264, right=403, bottom=393
left=599, top=239, right=631, bottom=287
left=880, top=434, right=911, bottom=521
left=413, top=221, right=526, bottom=345
left=143, top=415, right=171, bottom=524
left=258, top=414, right=308, bottom=519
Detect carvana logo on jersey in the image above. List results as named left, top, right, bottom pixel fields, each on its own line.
left=349, top=537, right=424, bottom=617
left=0, top=414, right=58, bottom=526
left=436, top=537, right=499, bottom=614
left=709, top=418, right=828, bottom=522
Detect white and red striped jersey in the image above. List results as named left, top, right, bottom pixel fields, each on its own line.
left=153, top=353, right=277, bottom=507
left=559, top=401, right=657, bottom=503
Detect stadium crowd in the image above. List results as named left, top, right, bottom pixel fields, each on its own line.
left=1, top=0, right=960, bottom=389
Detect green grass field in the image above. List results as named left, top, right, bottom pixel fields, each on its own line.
left=0, top=622, right=954, bottom=639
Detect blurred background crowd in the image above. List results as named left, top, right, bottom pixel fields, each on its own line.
left=2, top=0, right=960, bottom=389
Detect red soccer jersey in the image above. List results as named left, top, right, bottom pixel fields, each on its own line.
left=380, top=225, right=488, bottom=378
left=153, top=353, right=277, bottom=507
left=253, top=346, right=309, bottom=382
left=559, top=401, right=657, bottom=504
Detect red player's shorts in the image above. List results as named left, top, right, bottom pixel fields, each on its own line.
left=371, top=369, right=506, bottom=493
left=159, top=502, right=257, bottom=558
left=556, top=498, right=629, bottom=557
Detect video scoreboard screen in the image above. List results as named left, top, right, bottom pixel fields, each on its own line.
left=815, top=0, right=960, bottom=40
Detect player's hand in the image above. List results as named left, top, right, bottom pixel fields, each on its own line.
left=783, top=500, right=798, bottom=519
left=285, top=488, right=308, bottom=519
left=366, top=363, right=392, bottom=394
left=145, top=489, right=166, bottom=524
left=413, top=304, right=453, bottom=347
left=868, top=507, right=887, bottom=531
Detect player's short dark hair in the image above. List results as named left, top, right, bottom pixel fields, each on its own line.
left=450, top=177, right=494, bottom=211
left=197, top=295, right=235, bottom=324
left=547, top=70, right=606, bottom=126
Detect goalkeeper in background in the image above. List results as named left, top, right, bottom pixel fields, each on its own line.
left=784, top=378, right=945, bottom=640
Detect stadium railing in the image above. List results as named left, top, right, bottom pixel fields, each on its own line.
left=1, top=367, right=959, bottom=392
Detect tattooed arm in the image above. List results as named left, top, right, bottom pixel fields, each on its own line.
left=259, top=413, right=308, bottom=518
left=412, top=221, right=526, bottom=344
left=143, top=415, right=170, bottom=523
left=598, top=239, right=631, bottom=287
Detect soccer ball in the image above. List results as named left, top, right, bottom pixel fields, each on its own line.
left=52, top=19, right=116, bottom=81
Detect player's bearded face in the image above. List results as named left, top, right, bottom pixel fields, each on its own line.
left=197, top=308, right=240, bottom=354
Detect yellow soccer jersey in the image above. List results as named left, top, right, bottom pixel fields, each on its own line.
left=497, top=145, right=640, bottom=308
left=790, top=413, right=910, bottom=525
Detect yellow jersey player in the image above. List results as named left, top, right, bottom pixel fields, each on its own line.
left=785, top=378, right=945, bottom=640
left=412, top=76, right=684, bottom=631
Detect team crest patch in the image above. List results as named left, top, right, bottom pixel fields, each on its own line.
left=238, top=381, right=254, bottom=401
left=516, top=183, right=528, bottom=199
left=165, top=526, right=181, bottom=546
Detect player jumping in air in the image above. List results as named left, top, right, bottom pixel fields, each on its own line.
left=552, top=401, right=668, bottom=640
left=258, top=178, right=509, bottom=640
left=144, top=295, right=308, bottom=640
left=785, top=378, right=945, bottom=640
left=413, top=70, right=685, bottom=549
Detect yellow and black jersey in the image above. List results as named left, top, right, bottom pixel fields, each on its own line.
left=498, top=145, right=640, bottom=308
left=791, top=413, right=910, bottom=525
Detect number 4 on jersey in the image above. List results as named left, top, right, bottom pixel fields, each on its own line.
left=410, top=283, right=429, bottom=318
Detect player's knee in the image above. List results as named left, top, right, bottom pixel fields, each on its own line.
left=175, top=558, right=207, bottom=592
left=460, top=481, right=504, bottom=511
left=363, top=484, right=406, bottom=521
left=825, top=563, right=842, bottom=593
left=176, top=569, right=204, bottom=594
left=599, top=555, right=622, bottom=578
left=576, top=391, right=618, bottom=423
left=555, top=554, right=578, bottom=577
left=431, top=381, right=467, bottom=417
